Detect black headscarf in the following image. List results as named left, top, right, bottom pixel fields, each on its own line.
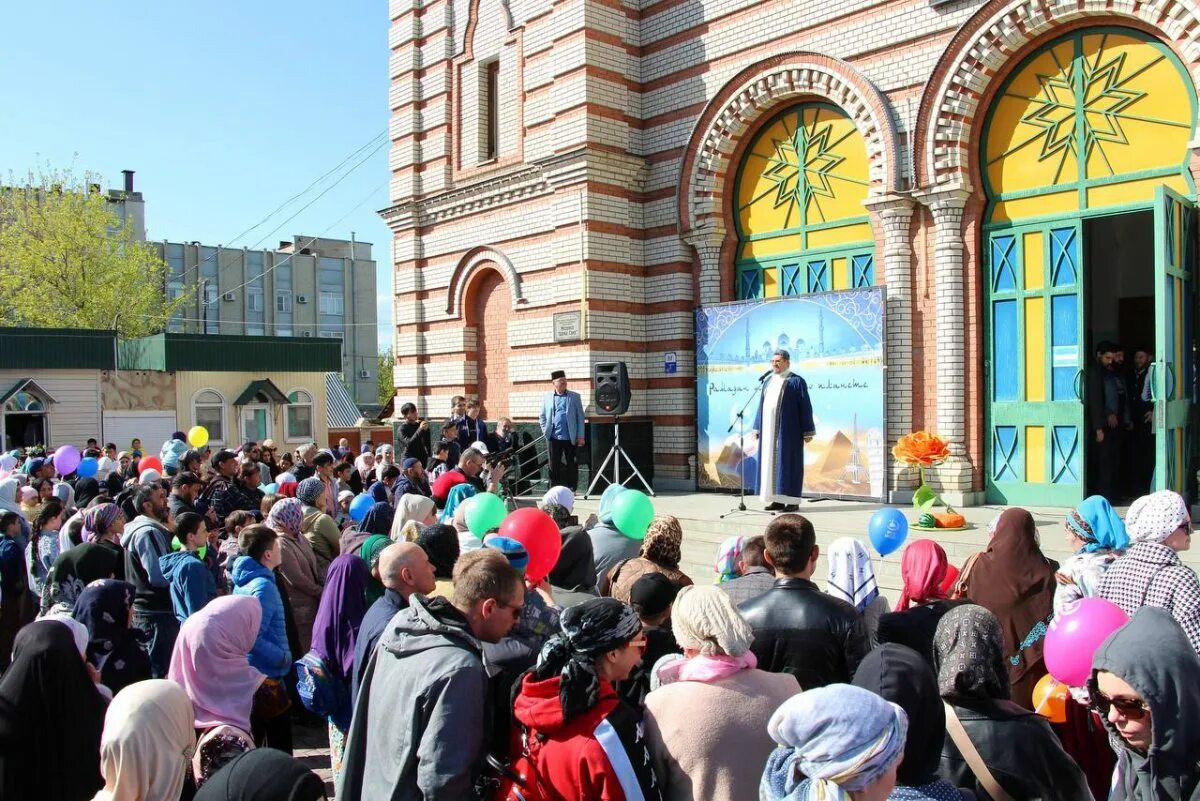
left=73, top=579, right=151, bottom=695
left=360, top=502, right=394, bottom=537
left=194, top=748, right=327, bottom=801
left=415, top=523, right=460, bottom=579
left=42, top=542, right=121, bottom=614
left=533, top=597, right=641, bottom=720
left=73, top=477, right=101, bottom=509
left=103, top=469, right=125, bottom=499
left=852, top=643, right=944, bottom=786
left=0, top=620, right=106, bottom=801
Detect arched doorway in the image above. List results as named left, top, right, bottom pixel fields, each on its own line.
left=733, top=102, right=876, bottom=299
left=469, top=269, right=510, bottom=419
left=982, top=27, right=1197, bottom=504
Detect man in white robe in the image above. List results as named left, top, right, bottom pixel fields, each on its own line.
left=754, top=349, right=816, bottom=512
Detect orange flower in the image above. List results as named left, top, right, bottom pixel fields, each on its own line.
left=892, top=431, right=951, bottom=468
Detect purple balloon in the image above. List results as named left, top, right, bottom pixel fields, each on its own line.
left=54, top=445, right=81, bottom=476
left=1044, top=597, right=1129, bottom=687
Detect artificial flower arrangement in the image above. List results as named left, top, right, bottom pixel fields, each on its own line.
left=891, top=431, right=966, bottom=529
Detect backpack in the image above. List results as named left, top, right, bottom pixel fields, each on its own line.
left=294, top=650, right=350, bottom=728
left=488, top=727, right=551, bottom=801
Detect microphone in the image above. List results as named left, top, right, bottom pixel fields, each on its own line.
left=757, top=369, right=772, bottom=382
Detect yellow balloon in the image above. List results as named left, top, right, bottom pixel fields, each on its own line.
left=188, top=425, right=210, bottom=448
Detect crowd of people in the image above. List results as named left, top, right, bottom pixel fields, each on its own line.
left=0, top=400, right=1198, bottom=801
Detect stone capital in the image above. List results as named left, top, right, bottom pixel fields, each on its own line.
left=915, top=185, right=972, bottom=217
left=862, top=193, right=917, bottom=221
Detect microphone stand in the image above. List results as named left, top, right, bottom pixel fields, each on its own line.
left=720, top=373, right=774, bottom=519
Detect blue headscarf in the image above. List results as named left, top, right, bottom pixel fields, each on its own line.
left=440, top=483, right=477, bottom=525
left=1066, top=495, right=1130, bottom=553
left=597, top=484, right=626, bottom=525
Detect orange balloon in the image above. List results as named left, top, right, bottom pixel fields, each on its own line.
left=1032, top=673, right=1068, bottom=723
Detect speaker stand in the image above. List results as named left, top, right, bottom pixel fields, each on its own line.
left=583, top=417, right=656, bottom=499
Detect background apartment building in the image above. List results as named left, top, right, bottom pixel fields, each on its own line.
left=152, top=235, right=378, bottom=405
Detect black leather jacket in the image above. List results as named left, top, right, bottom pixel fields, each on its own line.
left=940, top=697, right=1093, bottom=801
left=736, top=577, right=870, bottom=688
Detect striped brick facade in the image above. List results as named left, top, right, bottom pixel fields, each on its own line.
left=382, top=0, right=1200, bottom=499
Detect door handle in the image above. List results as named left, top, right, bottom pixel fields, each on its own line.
left=1148, top=363, right=1158, bottom=403
left=1072, top=369, right=1083, bottom=401
left=1165, top=362, right=1177, bottom=400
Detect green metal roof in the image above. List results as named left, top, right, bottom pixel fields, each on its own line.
left=119, top=333, right=341, bottom=372
left=0, top=328, right=117, bottom=370
left=233, top=379, right=291, bottom=406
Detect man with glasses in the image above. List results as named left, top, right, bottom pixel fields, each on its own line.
left=338, top=549, right=524, bottom=800
left=1100, top=490, right=1200, bottom=653
left=1090, top=605, right=1200, bottom=798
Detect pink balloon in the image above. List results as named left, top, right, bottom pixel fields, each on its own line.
left=54, top=445, right=81, bottom=476
left=1044, top=597, right=1129, bottom=687
left=498, top=507, right=562, bottom=584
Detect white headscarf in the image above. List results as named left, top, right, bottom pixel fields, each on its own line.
left=53, top=481, right=75, bottom=513
left=41, top=612, right=89, bottom=658
left=1125, top=490, right=1190, bottom=544
left=94, top=680, right=196, bottom=801
left=391, top=494, right=435, bottom=540
left=825, top=537, right=880, bottom=613
left=354, top=451, right=376, bottom=477
left=541, top=486, right=575, bottom=514
left=0, top=477, right=24, bottom=518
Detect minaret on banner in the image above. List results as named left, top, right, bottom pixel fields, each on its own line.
left=842, top=413, right=866, bottom=483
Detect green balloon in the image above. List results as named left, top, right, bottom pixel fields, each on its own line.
left=611, top=489, right=654, bottom=540
left=466, top=492, right=507, bottom=537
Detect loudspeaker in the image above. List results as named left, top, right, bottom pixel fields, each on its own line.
left=592, top=361, right=631, bottom=416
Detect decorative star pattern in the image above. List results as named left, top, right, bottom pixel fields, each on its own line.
left=760, top=117, right=847, bottom=223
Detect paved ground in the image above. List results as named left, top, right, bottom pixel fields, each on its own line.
left=294, top=723, right=335, bottom=798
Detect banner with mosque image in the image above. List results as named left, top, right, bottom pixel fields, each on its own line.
left=695, top=288, right=887, bottom=501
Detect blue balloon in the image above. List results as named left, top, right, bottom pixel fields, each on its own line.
left=76, top=456, right=99, bottom=478
left=349, top=493, right=374, bottom=524
left=868, top=507, right=909, bottom=556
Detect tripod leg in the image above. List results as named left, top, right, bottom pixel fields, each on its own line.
left=614, top=445, right=655, bottom=497
left=584, top=446, right=619, bottom=498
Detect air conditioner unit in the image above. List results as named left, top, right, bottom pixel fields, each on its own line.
left=302, top=331, right=312, bottom=338
left=296, top=294, right=309, bottom=304
left=358, top=369, right=370, bottom=379
left=222, top=292, right=237, bottom=302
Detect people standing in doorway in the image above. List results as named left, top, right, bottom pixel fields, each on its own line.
left=1086, top=340, right=1129, bottom=501
left=539, top=370, right=586, bottom=492
left=753, top=349, right=815, bottom=512
left=1129, top=346, right=1155, bottom=495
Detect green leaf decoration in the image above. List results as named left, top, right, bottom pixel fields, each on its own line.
left=912, top=483, right=937, bottom=510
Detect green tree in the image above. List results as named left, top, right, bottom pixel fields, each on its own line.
left=378, top=345, right=395, bottom=405
left=0, top=167, right=187, bottom=337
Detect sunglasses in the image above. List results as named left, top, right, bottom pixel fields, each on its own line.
left=1092, top=690, right=1150, bottom=721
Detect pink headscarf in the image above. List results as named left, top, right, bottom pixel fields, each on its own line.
left=893, top=539, right=949, bottom=611
left=167, top=595, right=264, bottom=732
left=267, top=497, right=304, bottom=538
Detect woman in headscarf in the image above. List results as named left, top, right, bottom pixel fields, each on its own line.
left=267, top=498, right=324, bottom=652
left=360, top=501, right=394, bottom=539
left=933, top=604, right=1090, bottom=800
left=0, top=476, right=31, bottom=547
left=826, top=537, right=890, bottom=645
left=1056, top=495, right=1130, bottom=616
left=1099, top=490, right=1200, bottom=651
left=308, top=553, right=370, bottom=782
left=954, top=507, right=1057, bottom=709
left=588, top=484, right=638, bottom=591
left=167, top=594, right=266, bottom=790
left=603, top=514, right=694, bottom=602
left=353, top=450, right=376, bottom=491
left=81, top=502, right=125, bottom=545
left=713, top=535, right=744, bottom=584
left=53, top=480, right=75, bottom=514
left=541, top=485, right=577, bottom=521
left=760, top=684, right=906, bottom=801
left=391, top=494, right=436, bottom=543
left=193, top=748, right=328, bottom=801
left=644, top=586, right=799, bottom=800
left=93, top=679, right=196, bottom=801
left=0, top=511, right=30, bottom=670
left=852, top=643, right=971, bottom=800
left=437, top=482, right=474, bottom=530
left=511, top=597, right=660, bottom=799
left=543, top=501, right=598, bottom=599
left=415, top=523, right=459, bottom=598
left=877, top=540, right=965, bottom=667
left=295, top=476, right=338, bottom=574
left=73, top=579, right=151, bottom=696
left=0, top=620, right=107, bottom=801
left=360, top=534, right=391, bottom=606
left=41, top=540, right=122, bottom=615
left=73, top=476, right=101, bottom=509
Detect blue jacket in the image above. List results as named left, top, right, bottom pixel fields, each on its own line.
left=231, top=555, right=292, bottom=677
left=159, top=550, right=217, bottom=624
left=539, top=390, right=585, bottom=442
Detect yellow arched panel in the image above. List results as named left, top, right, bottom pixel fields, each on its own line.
left=984, top=28, right=1196, bottom=222
left=736, top=103, right=870, bottom=242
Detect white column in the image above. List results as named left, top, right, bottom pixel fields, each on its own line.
left=685, top=230, right=726, bottom=307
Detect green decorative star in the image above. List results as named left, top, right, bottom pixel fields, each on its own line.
left=761, top=119, right=846, bottom=223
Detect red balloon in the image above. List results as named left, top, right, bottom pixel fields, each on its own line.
left=138, top=456, right=163, bottom=474
left=498, top=507, right=562, bottom=584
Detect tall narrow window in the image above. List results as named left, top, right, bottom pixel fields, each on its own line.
left=483, top=60, right=500, bottom=162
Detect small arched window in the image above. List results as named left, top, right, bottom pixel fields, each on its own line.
left=193, top=390, right=225, bottom=446
left=286, top=390, right=314, bottom=442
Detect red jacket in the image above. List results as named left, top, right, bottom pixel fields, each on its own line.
left=511, top=674, right=662, bottom=801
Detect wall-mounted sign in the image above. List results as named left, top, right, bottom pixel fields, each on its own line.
left=664, top=352, right=677, bottom=374
left=553, top=311, right=581, bottom=342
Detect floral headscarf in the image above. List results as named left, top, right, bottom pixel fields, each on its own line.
left=641, top=515, right=683, bottom=570
left=266, top=497, right=304, bottom=538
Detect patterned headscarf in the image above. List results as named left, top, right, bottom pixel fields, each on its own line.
left=81, top=503, right=122, bottom=544
left=933, top=604, right=1010, bottom=700
left=533, top=597, right=641, bottom=720
left=762, top=684, right=907, bottom=799
left=1065, top=495, right=1130, bottom=552
left=296, top=477, right=326, bottom=508
left=1124, top=490, right=1190, bottom=544
left=641, top=515, right=683, bottom=570
left=825, top=537, right=879, bottom=613
left=713, top=536, right=745, bottom=584
left=266, top=498, right=304, bottom=539
left=894, top=539, right=949, bottom=611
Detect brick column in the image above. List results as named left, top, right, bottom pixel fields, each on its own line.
left=920, top=187, right=975, bottom=500
left=865, top=194, right=918, bottom=500
left=685, top=230, right=726, bottom=307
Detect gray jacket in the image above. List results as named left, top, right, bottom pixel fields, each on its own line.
left=336, top=594, right=489, bottom=801
left=589, top=523, right=641, bottom=591
left=1090, top=606, right=1200, bottom=801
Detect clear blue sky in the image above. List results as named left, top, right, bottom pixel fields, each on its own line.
left=0, top=0, right=393, bottom=349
